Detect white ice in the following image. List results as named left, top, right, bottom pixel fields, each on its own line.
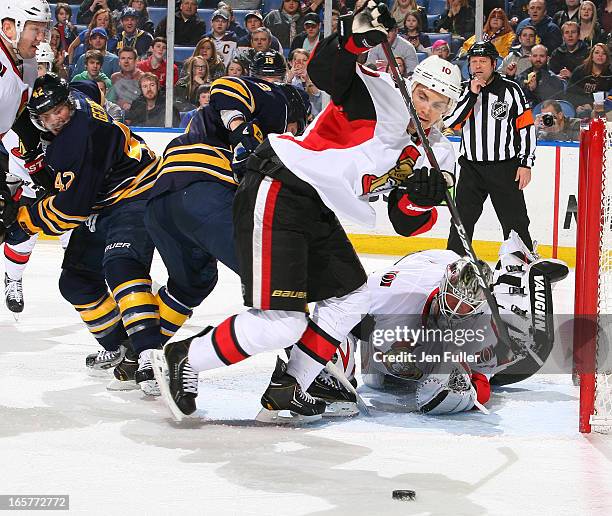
left=1, top=242, right=611, bottom=516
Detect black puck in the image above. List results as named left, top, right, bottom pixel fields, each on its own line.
left=392, top=489, right=416, bottom=501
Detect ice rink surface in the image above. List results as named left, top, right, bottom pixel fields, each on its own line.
left=1, top=241, right=611, bottom=516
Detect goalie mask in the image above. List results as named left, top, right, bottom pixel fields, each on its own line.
left=436, top=258, right=493, bottom=323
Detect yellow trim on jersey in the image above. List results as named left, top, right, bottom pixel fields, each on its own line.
left=112, top=278, right=153, bottom=298
left=16, top=206, right=43, bottom=235
left=162, top=152, right=231, bottom=171
left=88, top=315, right=122, bottom=333
left=210, top=77, right=255, bottom=113
left=74, top=295, right=106, bottom=310
left=79, top=296, right=118, bottom=323
left=40, top=198, right=81, bottom=232
left=158, top=303, right=190, bottom=327
left=95, top=157, right=160, bottom=208
left=158, top=166, right=238, bottom=185
left=122, top=313, right=160, bottom=327
left=47, top=198, right=89, bottom=223
left=117, top=292, right=157, bottom=311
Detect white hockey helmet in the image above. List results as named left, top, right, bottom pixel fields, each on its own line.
left=411, top=56, right=462, bottom=113
left=35, top=41, right=53, bottom=65
left=437, top=258, right=493, bottom=323
left=0, top=0, right=52, bottom=52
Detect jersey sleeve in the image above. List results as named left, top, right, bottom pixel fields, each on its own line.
left=209, top=77, right=259, bottom=128
left=0, top=71, right=28, bottom=137
left=511, top=83, right=536, bottom=168
left=16, top=122, right=123, bottom=236
left=443, top=84, right=478, bottom=131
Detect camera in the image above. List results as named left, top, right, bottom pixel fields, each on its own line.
left=541, top=113, right=555, bottom=127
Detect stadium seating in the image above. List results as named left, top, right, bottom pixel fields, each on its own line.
left=174, top=46, right=195, bottom=64
left=425, top=32, right=451, bottom=46
left=427, top=0, right=447, bottom=16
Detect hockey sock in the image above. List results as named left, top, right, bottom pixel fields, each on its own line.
left=188, top=309, right=307, bottom=372
left=3, top=233, right=38, bottom=280
left=287, top=320, right=340, bottom=390
left=156, top=285, right=193, bottom=344
left=74, top=294, right=128, bottom=351
left=105, top=259, right=160, bottom=354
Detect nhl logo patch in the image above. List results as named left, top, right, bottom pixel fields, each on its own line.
left=491, top=100, right=509, bottom=120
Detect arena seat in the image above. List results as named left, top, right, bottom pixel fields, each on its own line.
left=148, top=7, right=166, bottom=27
left=174, top=46, right=195, bottom=64
left=428, top=0, right=447, bottom=15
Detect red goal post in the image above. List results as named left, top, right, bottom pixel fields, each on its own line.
left=575, top=117, right=612, bottom=434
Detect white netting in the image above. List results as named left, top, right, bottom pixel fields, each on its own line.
left=591, top=122, right=612, bottom=433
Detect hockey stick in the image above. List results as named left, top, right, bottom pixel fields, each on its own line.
left=380, top=41, right=541, bottom=365
left=325, top=360, right=371, bottom=416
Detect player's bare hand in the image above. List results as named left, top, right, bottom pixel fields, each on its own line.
left=515, top=167, right=531, bottom=190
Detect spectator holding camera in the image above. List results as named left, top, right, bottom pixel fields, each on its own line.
left=567, top=43, right=612, bottom=117
left=535, top=99, right=581, bottom=141
left=516, top=44, right=565, bottom=105
left=549, top=21, right=589, bottom=81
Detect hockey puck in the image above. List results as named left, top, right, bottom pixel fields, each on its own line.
left=392, top=489, right=416, bottom=501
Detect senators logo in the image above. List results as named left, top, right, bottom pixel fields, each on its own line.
left=361, top=145, right=420, bottom=196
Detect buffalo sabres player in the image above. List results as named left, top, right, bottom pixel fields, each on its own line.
left=144, top=50, right=309, bottom=350
left=152, top=2, right=465, bottom=423
left=0, top=73, right=162, bottom=395
left=334, top=233, right=568, bottom=415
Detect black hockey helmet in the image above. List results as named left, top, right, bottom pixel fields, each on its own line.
left=278, top=83, right=311, bottom=135
left=28, top=72, right=73, bottom=130
left=251, top=50, right=287, bottom=78
left=466, top=41, right=499, bottom=60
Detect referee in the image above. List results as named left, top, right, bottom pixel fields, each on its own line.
left=444, top=41, right=536, bottom=255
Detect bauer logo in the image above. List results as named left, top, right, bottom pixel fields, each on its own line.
left=271, top=290, right=306, bottom=299
left=105, top=242, right=131, bottom=252
left=491, top=100, right=509, bottom=120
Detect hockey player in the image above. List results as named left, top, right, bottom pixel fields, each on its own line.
left=144, top=51, right=309, bottom=349
left=0, top=0, right=55, bottom=194
left=338, top=233, right=568, bottom=415
left=152, top=2, right=464, bottom=423
left=0, top=73, right=163, bottom=394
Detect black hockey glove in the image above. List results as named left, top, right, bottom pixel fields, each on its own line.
left=229, top=121, right=264, bottom=182
left=20, top=146, right=56, bottom=192
left=0, top=186, right=19, bottom=245
left=339, top=1, right=396, bottom=53
left=400, top=167, right=453, bottom=207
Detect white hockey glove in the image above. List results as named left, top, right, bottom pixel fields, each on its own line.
left=339, top=1, right=396, bottom=53
left=416, top=364, right=479, bottom=415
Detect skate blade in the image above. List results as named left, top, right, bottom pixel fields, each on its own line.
left=323, top=401, right=359, bottom=418
left=106, top=379, right=139, bottom=391
left=12, top=312, right=20, bottom=322
left=151, top=350, right=189, bottom=422
left=255, top=408, right=322, bottom=425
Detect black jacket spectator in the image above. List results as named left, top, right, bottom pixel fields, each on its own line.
left=549, top=40, right=589, bottom=74
left=566, top=62, right=612, bottom=106
left=553, top=1, right=581, bottom=27
left=126, top=92, right=179, bottom=127
left=516, top=65, right=566, bottom=105
left=290, top=30, right=323, bottom=52
left=77, top=0, right=125, bottom=25
left=510, top=0, right=530, bottom=24
left=516, top=15, right=563, bottom=53
left=155, top=12, right=206, bottom=47
left=436, top=5, right=475, bottom=39
left=263, top=3, right=306, bottom=49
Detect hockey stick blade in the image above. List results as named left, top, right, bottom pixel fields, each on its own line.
left=380, top=40, right=519, bottom=359
left=325, top=361, right=370, bottom=416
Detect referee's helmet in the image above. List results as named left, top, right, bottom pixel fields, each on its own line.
left=466, top=41, right=499, bottom=60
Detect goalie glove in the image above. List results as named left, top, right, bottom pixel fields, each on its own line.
left=399, top=167, right=453, bottom=207
left=229, top=120, right=264, bottom=182
left=416, top=364, right=480, bottom=415
left=339, top=1, right=396, bottom=54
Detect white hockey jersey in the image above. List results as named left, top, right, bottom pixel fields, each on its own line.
left=0, top=39, right=38, bottom=137
left=269, top=66, right=455, bottom=228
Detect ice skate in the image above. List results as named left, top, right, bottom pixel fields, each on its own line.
left=5, top=273, right=24, bottom=319
left=85, top=345, right=126, bottom=376
left=135, top=348, right=160, bottom=396
left=256, top=357, right=326, bottom=425
left=308, top=368, right=359, bottom=417
left=152, top=334, right=202, bottom=422
left=106, top=350, right=139, bottom=391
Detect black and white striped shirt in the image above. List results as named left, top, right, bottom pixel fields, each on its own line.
left=444, top=73, right=536, bottom=168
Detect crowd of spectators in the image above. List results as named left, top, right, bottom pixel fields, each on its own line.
left=45, top=0, right=612, bottom=138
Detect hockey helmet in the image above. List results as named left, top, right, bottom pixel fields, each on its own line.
left=251, top=50, right=287, bottom=79
left=411, top=55, right=462, bottom=113
left=466, top=40, right=499, bottom=60
left=28, top=72, right=73, bottom=131
left=0, top=0, right=52, bottom=53
left=277, top=83, right=311, bottom=135
left=437, top=258, right=493, bottom=323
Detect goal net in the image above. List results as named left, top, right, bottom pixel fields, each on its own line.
left=575, top=117, right=612, bottom=433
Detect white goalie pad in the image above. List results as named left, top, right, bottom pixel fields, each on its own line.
left=416, top=364, right=477, bottom=414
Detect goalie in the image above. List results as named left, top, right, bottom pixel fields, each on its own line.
left=329, top=232, right=569, bottom=415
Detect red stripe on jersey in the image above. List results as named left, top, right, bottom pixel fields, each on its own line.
left=471, top=371, right=491, bottom=405
left=358, top=63, right=380, bottom=77
left=0, top=38, right=22, bottom=77
left=421, top=287, right=439, bottom=327
left=299, top=325, right=338, bottom=362
left=260, top=180, right=282, bottom=310
left=4, top=246, right=31, bottom=264
left=277, top=103, right=376, bottom=151
left=211, top=316, right=249, bottom=365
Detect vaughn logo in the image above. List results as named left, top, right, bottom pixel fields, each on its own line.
left=491, top=100, right=509, bottom=120
left=532, top=274, right=547, bottom=333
